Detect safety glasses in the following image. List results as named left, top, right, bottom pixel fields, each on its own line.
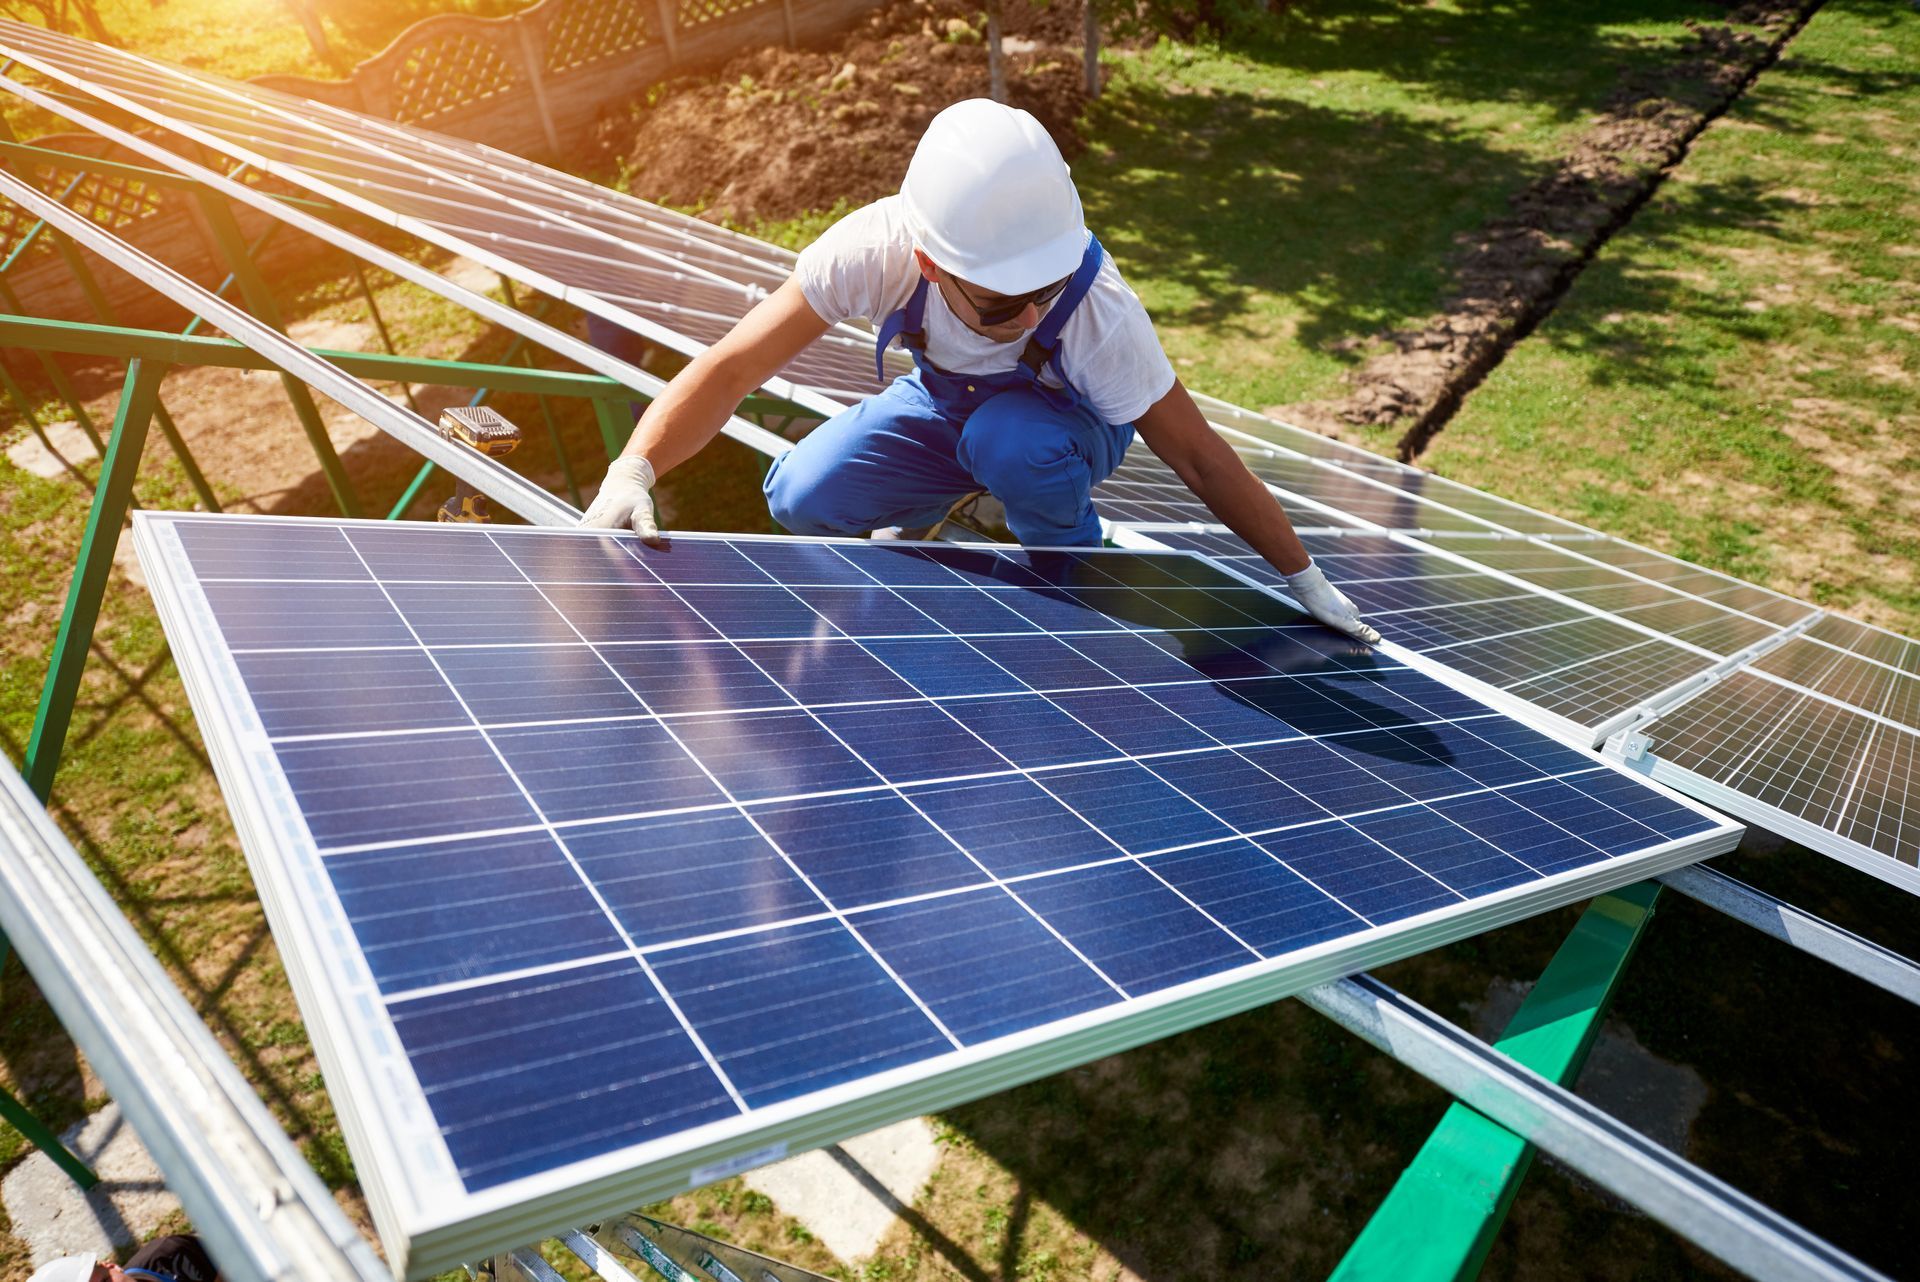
left=948, top=272, right=1071, bottom=327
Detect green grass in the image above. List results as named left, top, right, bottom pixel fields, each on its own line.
left=1066, top=0, right=1735, bottom=411
left=1427, top=0, right=1920, bottom=633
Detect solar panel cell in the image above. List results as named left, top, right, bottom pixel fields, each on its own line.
left=279, top=730, right=535, bottom=846
left=1012, top=862, right=1252, bottom=994
left=388, top=959, right=738, bottom=1189
left=566, top=811, right=819, bottom=945
left=652, top=921, right=950, bottom=1106
left=330, top=832, right=626, bottom=993
left=852, top=889, right=1117, bottom=1042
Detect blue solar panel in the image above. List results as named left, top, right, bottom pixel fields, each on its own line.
left=133, top=513, right=1739, bottom=1273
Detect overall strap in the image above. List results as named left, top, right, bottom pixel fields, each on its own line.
left=873, top=274, right=932, bottom=381
left=1018, top=233, right=1106, bottom=387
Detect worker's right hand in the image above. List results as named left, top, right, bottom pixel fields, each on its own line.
left=581, top=455, right=661, bottom=545
left=1282, top=560, right=1382, bottom=646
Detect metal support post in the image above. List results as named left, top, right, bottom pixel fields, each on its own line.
left=1331, top=882, right=1661, bottom=1280
left=46, top=224, right=220, bottom=511
left=347, top=259, right=423, bottom=414
left=593, top=397, right=633, bottom=461
left=0, top=935, right=97, bottom=1188
left=22, top=358, right=166, bottom=800
left=189, top=190, right=362, bottom=516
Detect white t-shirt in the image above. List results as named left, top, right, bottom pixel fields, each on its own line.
left=794, top=196, right=1178, bottom=427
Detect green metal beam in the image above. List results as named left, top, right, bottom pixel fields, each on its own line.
left=0, top=315, right=638, bottom=398
left=1329, top=882, right=1663, bottom=1282
left=22, top=358, right=166, bottom=801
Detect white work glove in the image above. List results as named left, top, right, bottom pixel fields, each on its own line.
left=1283, top=559, right=1381, bottom=645
left=580, top=455, right=660, bottom=545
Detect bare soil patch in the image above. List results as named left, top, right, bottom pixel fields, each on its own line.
left=592, top=0, right=1100, bottom=226
left=1270, top=0, right=1823, bottom=459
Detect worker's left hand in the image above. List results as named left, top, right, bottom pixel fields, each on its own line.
left=580, top=455, right=661, bottom=545
left=1282, top=560, right=1381, bottom=645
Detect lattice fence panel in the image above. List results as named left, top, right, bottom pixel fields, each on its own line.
left=677, top=0, right=770, bottom=29
left=0, top=159, right=163, bottom=267
left=545, top=0, right=651, bottom=72
left=388, top=34, right=523, bottom=123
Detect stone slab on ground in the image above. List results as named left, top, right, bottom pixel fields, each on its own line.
left=2, top=1102, right=180, bottom=1268
left=1474, top=977, right=1706, bottom=1154
left=6, top=422, right=98, bottom=481
left=742, top=1117, right=940, bottom=1264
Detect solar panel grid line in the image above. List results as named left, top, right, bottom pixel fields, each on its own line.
left=6, top=31, right=770, bottom=302
left=472, top=527, right=1293, bottom=1021
left=1136, top=531, right=1618, bottom=751
left=1778, top=630, right=1920, bottom=685
left=137, top=514, right=1739, bottom=1273
left=1806, top=614, right=1920, bottom=672
left=1385, top=534, right=1749, bottom=664
left=0, top=164, right=589, bottom=527
left=1614, top=662, right=1920, bottom=884
left=1661, top=647, right=1920, bottom=741
left=1208, top=424, right=1518, bottom=537
left=350, top=526, right=1580, bottom=938
left=1546, top=539, right=1814, bottom=627
left=1622, top=741, right=1919, bottom=896
left=0, top=27, right=885, bottom=419
left=0, top=68, right=797, bottom=461
left=1576, top=610, right=1823, bottom=744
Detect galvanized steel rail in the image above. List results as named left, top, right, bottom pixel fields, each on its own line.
left=0, top=761, right=386, bottom=1282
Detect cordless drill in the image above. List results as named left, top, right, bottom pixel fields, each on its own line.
left=435, top=406, right=522, bottom=523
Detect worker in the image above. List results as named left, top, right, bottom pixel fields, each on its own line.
left=583, top=98, right=1379, bottom=645
left=29, top=1235, right=219, bottom=1282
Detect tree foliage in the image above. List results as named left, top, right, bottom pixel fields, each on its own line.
left=0, top=0, right=121, bottom=45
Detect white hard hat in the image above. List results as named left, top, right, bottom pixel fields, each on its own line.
left=899, top=99, right=1087, bottom=295
left=29, top=1257, right=95, bottom=1282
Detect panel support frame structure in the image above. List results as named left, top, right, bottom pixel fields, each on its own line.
left=1300, top=973, right=1889, bottom=1282
left=1329, top=881, right=1662, bottom=1281
left=0, top=758, right=387, bottom=1282
left=22, top=356, right=167, bottom=801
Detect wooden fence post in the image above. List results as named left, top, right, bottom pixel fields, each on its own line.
left=515, top=20, right=564, bottom=155
left=653, top=0, right=680, bottom=62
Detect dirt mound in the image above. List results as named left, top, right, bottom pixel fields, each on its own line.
left=1272, top=0, right=1821, bottom=458
left=596, top=0, right=1095, bottom=226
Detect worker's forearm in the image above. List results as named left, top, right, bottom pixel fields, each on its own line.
left=1182, top=447, right=1311, bottom=575
left=620, top=349, right=763, bottom=477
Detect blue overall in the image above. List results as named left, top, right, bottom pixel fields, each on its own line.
left=763, top=236, right=1135, bottom=547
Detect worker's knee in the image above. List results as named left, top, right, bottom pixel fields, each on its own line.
left=763, top=449, right=864, bottom=536
left=961, top=391, right=1086, bottom=492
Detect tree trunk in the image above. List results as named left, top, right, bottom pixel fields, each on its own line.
left=986, top=0, right=1006, bottom=104
left=280, top=0, right=334, bottom=63
left=1082, top=0, right=1100, bottom=99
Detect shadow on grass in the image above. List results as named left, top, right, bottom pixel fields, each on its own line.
left=1079, top=76, right=1539, bottom=355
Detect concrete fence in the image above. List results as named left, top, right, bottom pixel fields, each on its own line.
left=3, top=0, right=878, bottom=339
